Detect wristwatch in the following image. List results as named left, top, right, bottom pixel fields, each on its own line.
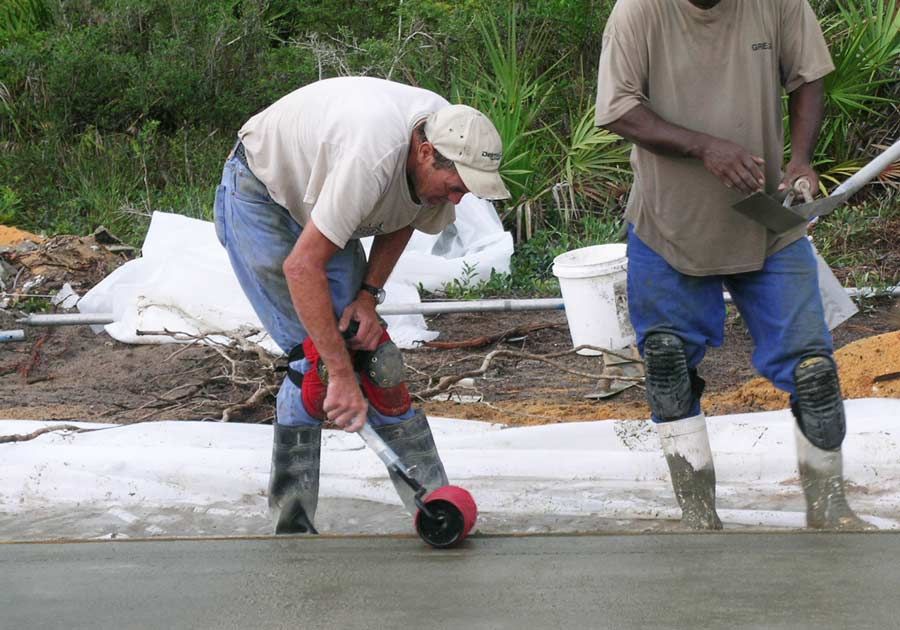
left=360, top=282, right=386, bottom=305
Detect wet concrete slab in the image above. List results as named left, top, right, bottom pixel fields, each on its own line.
left=3, top=532, right=899, bottom=629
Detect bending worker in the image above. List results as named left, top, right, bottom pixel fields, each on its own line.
left=595, top=0, right=871, bottom=529
left=214, top=77, right=510, bottom=534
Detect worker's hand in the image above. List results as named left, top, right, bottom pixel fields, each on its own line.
left=779, top=161, right=820, bottom=200
left=699, top=136, right=766, bottom=195
left=323, top=373, right=368, bottom=432
left=338, top=296, right=383, bottom=352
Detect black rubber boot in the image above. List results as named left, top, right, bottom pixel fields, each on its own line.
left=268, top=422, right=321, bottom=535
left=373, top=410, right=449, bottom=514
left=656, top=414, right=723, bottom=530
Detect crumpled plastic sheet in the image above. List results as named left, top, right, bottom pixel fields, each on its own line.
left=78, top=195, right=513, bottom=352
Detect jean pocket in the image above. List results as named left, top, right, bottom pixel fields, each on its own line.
left=234, top=165, right=272, bottom=203
left=213, top=184, right=227, bottom=247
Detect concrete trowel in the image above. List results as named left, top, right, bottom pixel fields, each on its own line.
left=732, top=137, right=900, bottom=234
left=358, top=423, right=477, bottom=548
left=733, top=178, right=847, bottom=233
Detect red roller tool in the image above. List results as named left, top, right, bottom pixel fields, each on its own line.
left=358, top=423, right=477, bottom=548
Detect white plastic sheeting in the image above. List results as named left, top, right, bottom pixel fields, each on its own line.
left=2, top=399, right=899, bottom=539
left=78, top=195, right=513, bottom=351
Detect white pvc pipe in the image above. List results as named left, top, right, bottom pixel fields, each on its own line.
left=378, top=298, right=565, bottom=316
left=833, top=138, right=900, bottom=197
left=0, top=330, right=25, bottom=342
left=16, top=286, right=900, bottom=327
left=19, top=313, right=116, bottom=326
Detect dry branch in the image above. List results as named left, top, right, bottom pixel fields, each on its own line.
left=129, top=327, right=280, bottom=422
left=0, top=424, right=91, bottom=444
left=411, top=347, right=644, bottom=400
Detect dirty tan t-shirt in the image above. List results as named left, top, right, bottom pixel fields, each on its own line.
left=595, top=0, right=834, bottom=275
left=238, top=77, right=455, bottom=248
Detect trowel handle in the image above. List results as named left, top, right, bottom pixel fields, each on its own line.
left=358, top=423, right=402, bottom=470
left=794, top=177, right=814, bottom=203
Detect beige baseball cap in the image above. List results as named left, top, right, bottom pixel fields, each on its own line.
left=425, top=104, right=511, bottom=200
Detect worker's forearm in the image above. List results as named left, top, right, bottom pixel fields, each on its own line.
left=284, top=263, right=354, bottom=378
left=787, top=79, right=825, bottom=165
left=364, top=225, right=414, bottom=288
left=603, top=104, right=711, bottom=160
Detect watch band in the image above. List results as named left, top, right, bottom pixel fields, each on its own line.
left=360, top=282, right=385, bottom=304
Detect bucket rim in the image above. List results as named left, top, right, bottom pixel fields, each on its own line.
left=552, top=243, right=627, bottom=279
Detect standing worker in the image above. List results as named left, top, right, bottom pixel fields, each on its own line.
left=214, top=77, right=510, bottom=534
left=595, top=0, right=871, bottom=529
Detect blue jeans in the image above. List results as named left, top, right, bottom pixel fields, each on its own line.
left=213, top=155, right=414, bottom=428
left=626, top=225, right=832, bottom=421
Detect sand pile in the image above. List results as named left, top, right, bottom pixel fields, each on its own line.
left=708, top=330, right=900, bottom=414
left=0, top=226, right=43, bottom=247
left=425, top=331, right=900, bottom=426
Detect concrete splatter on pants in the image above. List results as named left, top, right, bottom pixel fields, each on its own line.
left=626, top=224, right=833, bottom=421
left=213, top=155, right=413, bottom=428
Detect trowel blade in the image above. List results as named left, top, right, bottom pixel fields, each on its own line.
left=792, top=193, right=849, bottom=221
left=732, top=191, right=808, bottom=234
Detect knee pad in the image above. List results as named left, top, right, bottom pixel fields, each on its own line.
left=357, top=330, right=411, bottom=416
left=644, top=332, right=705, bottom=421
left=792, top=355, right=845, bottom=451
left=297, top=338, right=327, bottom=421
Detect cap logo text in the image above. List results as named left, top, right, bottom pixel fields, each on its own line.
left=481, top=151, right=502, bottom=160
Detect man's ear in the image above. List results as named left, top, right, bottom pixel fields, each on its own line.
left=418, top=140, right=435, bottom=163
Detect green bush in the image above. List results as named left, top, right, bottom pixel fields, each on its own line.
left=0, top=0, right=897, bottom=294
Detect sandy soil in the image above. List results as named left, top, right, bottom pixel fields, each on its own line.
left=1, top=299, right=897, bottom=425
left=2, top=222, right=898, bottom=425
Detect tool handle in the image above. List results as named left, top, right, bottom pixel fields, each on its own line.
left=358, top=423, right=434, bottom=517
left=358, top=423, right=402, bottom=469
left=794, top=177, right=814, bottom=203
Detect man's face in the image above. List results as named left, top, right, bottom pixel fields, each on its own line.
left=411, top=143, right=470, bottom=207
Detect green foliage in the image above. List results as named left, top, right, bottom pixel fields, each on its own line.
left=0, top=0, right=897, bottom=292
left=0, top=185, right=22, bottom=224
left=455, top=6, right=561, bottom=204
left=0, top=0, right=53, bottom=45
left=812, top=0, right=900, bottom=182
left=551, top=102, right=631, bottom=224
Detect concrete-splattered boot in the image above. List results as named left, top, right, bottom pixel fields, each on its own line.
left=795, top=427, right=874, bottom=530
left=268, top=422, right=321, bottom=534
left=657, top=414, right=723, bottom=530
left=373, top=410, right=448, bottom=514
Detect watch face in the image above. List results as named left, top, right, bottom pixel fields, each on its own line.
left=363, top=284, right=385, bottom=304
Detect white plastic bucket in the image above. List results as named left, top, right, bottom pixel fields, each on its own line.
left=552, top=243, right=635, bottom=356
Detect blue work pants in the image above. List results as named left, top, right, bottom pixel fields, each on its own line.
left=626, top=225, right=833, bottom=421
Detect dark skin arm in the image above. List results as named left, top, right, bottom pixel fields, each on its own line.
left=780, top=78, right=825, bottom=195
left=282, top=222, right=413, bottom=432
left=602, top=104, right=766, bottom=194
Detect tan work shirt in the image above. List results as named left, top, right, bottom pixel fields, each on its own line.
left=595, top=0, right=834, bottom=275
left=238, top=77, right=455, bottom=248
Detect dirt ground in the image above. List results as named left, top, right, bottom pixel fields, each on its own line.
left=1, top=297, right=898, bottom=426
left=1, top=223, right=898, bottom=426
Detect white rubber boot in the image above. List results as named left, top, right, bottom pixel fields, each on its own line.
left=657, top=413, right=723, bottom=530
left=794, top=426, right=875, bottom=530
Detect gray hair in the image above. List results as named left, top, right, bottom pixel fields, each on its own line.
left=414, top=122, right=455, bottom=170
